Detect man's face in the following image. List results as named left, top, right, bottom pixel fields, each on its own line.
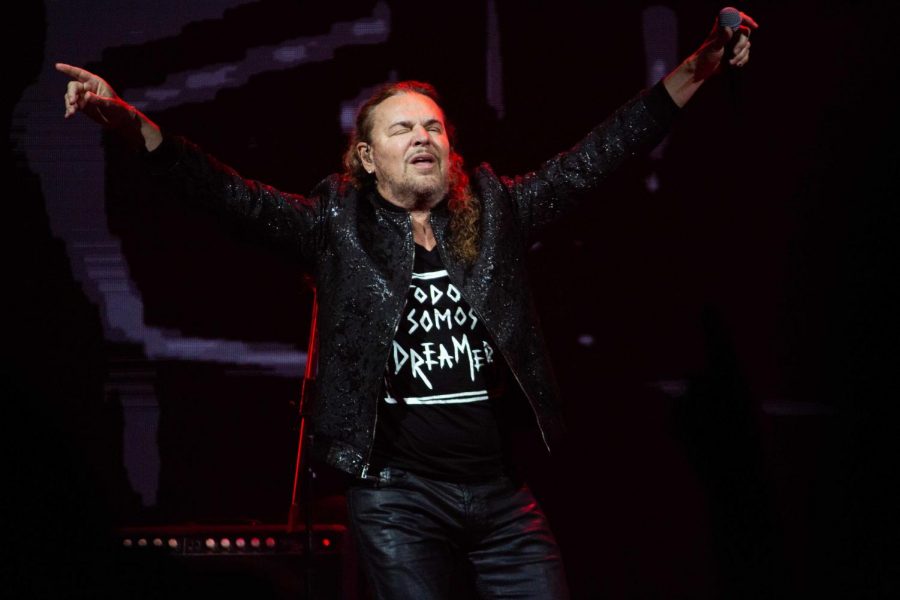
left=359, top=92, right=451, bottom=210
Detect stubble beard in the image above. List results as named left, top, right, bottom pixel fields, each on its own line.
left=378, top=166, right=449, bottom=211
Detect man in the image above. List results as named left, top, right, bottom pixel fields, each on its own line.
left=58, top=9, right=756, bottom=599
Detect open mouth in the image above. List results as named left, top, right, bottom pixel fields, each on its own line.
left=409, top=153, right=437, bottom=169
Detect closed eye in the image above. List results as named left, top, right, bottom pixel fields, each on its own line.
left=388, top=120, right=414, bottom=135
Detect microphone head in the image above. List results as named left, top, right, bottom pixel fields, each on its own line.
left=718, top=7, right=742, bottom=30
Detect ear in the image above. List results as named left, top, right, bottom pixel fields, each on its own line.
left=357, top=142, right=375, bottom=174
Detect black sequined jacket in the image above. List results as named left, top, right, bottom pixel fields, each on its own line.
left=148, top=82, right=678, bottom=478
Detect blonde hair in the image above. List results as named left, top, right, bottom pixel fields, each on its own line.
left=342, top=81, right=480, bottom=264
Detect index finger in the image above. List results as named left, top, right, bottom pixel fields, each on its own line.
left=55, top=63, right=94, bottom=82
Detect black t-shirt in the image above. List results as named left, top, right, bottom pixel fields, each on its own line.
left=370, top=243, right=506, bottom=482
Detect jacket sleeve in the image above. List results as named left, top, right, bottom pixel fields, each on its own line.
left=501, top=81, right=679, bottom=240
left=144, top=134, right=328, bottom=266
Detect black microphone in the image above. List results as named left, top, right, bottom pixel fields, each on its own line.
left=718, top=7, right=744, bottom=118
left=717, top=6, right=745, bottom=71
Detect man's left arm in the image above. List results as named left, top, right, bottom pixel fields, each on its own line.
left=502, top=11, right=758, bottom=239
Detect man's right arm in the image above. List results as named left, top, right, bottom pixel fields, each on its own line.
left=146, top=134, right=328, bottom=262
left=57, top=63, right=327, bottom=263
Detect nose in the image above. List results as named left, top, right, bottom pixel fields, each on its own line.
left=412, top=124, right=431, bottom=146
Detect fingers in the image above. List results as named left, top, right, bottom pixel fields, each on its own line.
left=727, top=12, right=757, bottom=68
left=730, top=42, right=751, bottom=67
left=63, top=82, right=117, bottom=120
left=64, top=80, right=86, bottom=118
left=729, top=25, right=752, bottom=67
left=55, top=62, right=95, bottom=83
left=64, top=80, right=99, bottom=117
left=59, top=62, right=98, bottom=118
left=58, top=62, right=124, bottom=122
left=697, top=10, right=757, bottom=74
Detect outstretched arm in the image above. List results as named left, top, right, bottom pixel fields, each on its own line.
left=56, top=62, right=163, bottom=152
left=55, top=62, right=327, bottom=265
left=504, top=10, right=759, bottom=238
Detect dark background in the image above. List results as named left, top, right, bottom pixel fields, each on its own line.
left=4, top=0, right=899, bottom=597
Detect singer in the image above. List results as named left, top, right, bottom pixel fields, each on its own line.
left=58, top=9, right=756, bottom=599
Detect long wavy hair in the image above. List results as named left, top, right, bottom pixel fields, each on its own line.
left=342, top=81, right=480, bottom=264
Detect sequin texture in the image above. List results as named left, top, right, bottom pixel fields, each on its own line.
left=148, top=83, right=677, bottom=477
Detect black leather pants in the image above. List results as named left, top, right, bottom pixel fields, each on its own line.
left=347, top=468, right=570, bottom=599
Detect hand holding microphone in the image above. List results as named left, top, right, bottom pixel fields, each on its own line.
left=716, top=7, right=757, bottom=69
left=661, top=8, right=758, bottom=107
left=685, top=6, right=758, bottom=85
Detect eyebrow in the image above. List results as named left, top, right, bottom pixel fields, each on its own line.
left=388, top=118, right=444, bottom=130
